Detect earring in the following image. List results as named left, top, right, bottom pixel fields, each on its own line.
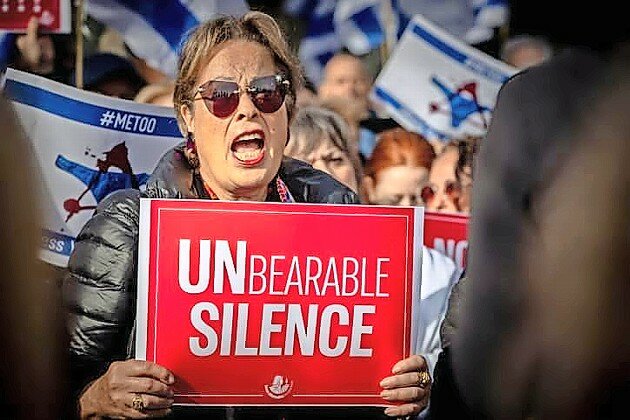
left=186, top=132, right=196, bottom=153
left=185, top=132, right=200, bottom=170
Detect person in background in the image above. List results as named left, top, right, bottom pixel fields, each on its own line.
left=317, top=52, right=378, bottom=159
left=285, top=106, right=362, bottom=195
left=318, top=52, right=371, bottom=108
left=428, top=139, right=447, bottom=156
left=0, top=96, right=67, bottom=419
left=134, top=81, right=176, bottom=107
left=363, top=126, right=462, bottom=417
left=423, top=138, right=478, bottom=214
left=12, top=16, right=75, bottom=83
left=500, top=34, right=553, bottom=69
left=363, top=128, right=435, bottom=207
left=423, top=143, right=459, bottom=213
left=71, top=53, right=145, bottom=100
left=453, top=137, right=479, bottom=214
left=295, top=78, right=318, bottom=109
left=64, top=12, right=426, bottom=419
left=14, top=16, right=54, bottom=75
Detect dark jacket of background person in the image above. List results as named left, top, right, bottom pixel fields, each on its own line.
left=63, top=145, right=359, bottom=414
left=0, top=97, right=67, bottom=418
left=439, top=275, right=469, bottom=350
left=452, top=35, right=630, bottom=420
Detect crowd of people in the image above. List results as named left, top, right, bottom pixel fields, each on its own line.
left=0, top=1, right=628, bottom=419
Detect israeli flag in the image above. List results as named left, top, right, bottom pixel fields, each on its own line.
left=372, top=14, right=517, bottom=141
left=295, top=0, right=410, bottom=84
left=296, top=0, right=340, bottom=85
left=87, top=0, right=249, bottom=78
left=4, top=69, right=183, bottom=267
left=334, top=0, right=409, bottom=56
left=465, top=0, right=509, bottom=44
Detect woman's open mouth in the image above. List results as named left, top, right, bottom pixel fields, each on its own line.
left=231, top=130, right=265, bottom=166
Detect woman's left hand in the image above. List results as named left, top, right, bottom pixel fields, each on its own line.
left=379, top=355, right=432, bottom=417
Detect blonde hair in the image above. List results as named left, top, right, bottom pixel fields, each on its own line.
left=174, top=11, right=303, bottom=134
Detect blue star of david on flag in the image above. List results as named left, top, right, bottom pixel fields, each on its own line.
left=429, top=76, right=490, bottom=130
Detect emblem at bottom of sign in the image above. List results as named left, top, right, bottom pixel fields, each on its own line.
left=264, top=375, right=294, bottom=399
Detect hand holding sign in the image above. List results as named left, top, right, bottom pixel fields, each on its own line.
left=136, top=200, right=424, bottom=406
left=79, top=360, right=175, bottom=419
left=380, top=355, right=431, bottom=417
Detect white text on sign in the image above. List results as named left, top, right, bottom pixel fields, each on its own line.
left=178, top=239, right=393, bottom=358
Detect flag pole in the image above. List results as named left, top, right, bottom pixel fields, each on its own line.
left=75, top=0, right=85, bottom=89
left=380, top=0, right=395, bottom=65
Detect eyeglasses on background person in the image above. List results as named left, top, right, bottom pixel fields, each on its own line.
left=421, top=180, right=462, bottom=209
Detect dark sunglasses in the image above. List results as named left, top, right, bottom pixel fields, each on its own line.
left=420, top=181, right=461, bottom=204
left=193, top=74, right=290, bottom=118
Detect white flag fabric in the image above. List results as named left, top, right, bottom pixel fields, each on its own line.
left=465, top=0, right=509, bottom=44
left=371, top=15, right=517, bottom=141
left=4, top=69, right=182, bottom=267
left=86, top=0, right=249, bottom=78
left=333, top=0, right=409, bottom=56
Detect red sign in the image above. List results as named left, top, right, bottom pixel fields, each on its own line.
left=136, top=199, right=423, bottom=407
left=423, top=211, right=469, bottom=270
left=0, top=1, right=71, bottom=33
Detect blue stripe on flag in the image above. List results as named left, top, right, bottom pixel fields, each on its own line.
left=0, top=33, right=15, bottom=68
left=411, top=22, right=511, bottom=84
left=307, top=10, right=335, bottom=37
left=4, top=79, right=183, bottom=138
left=41, top=229, right=75, bottom=257
left=349, top=6, right=384, bottom=48
left=116, top=0, right=200, bottom=51
left=393, top=0, right=410, bottom=39
left=373, top=87, right=448, bottom=140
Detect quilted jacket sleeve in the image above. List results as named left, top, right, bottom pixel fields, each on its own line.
left=62, top=188, right=141, bottom=396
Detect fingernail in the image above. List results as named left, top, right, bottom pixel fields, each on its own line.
left=167, top=374, right=175, bottom=384
left=379, top=378, right=390, bottom=388
left=384, top=407, right=396, bottom=416
left=380, top=390, right=393, bottom=400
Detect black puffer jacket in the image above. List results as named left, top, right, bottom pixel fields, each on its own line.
left=63, top=146, right=359, bottom=399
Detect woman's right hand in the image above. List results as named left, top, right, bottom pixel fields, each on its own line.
left=79, top=360, right=175, bottom=419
